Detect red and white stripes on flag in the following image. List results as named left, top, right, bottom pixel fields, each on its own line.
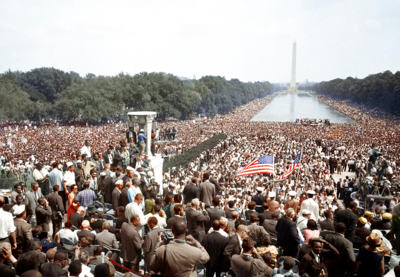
left=237, top=155, right=274, bottom=177
left=275, top=151, right=302, bottom=180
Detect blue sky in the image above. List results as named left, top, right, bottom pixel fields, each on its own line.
left=0, top=0, right=399, bottom=82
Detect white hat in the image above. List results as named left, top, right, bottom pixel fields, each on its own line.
left=147, top=171, right=153, bottom=177
left=134, top=172, right=140, bottom=178
left=140, top=172, right=146, bottom=175
left=302, top=209, right=311, bottom=215
left=268, top=192, right=276, bottom=198
left=288, top=191, right=296, bottom=196
left=77, top=160, right=82, bottom=164
left=140, top=129, right=144, bottom=133
left=256, top=187, right=263, bottom=192
left=100, top=172, right=106, bottom=176
left=306, top=190, right=316, bottom=195
left=169, top=182, right=176, bottom=187
left=66, top=162, right=74, bottom=168
left=82, top=220, right=90, bottom=228
left=115, top=180, right=123, bottom=185
left=12, top=205, right=25, bottom=216
left=126, top=166, right=134, bottom=171
left=366, top=176, right=373, bottom=181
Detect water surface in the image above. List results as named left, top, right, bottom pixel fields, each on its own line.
left=251, top=93, right=354, bottom=123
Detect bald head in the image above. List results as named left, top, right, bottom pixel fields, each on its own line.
left=231, top=211, right=239, bottom=220
left=268, top=201, right=279, bottom=212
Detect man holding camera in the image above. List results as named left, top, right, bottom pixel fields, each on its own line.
left=186, top=198, right=210, bottom=244
left=150, top=218, right=210, bottom=277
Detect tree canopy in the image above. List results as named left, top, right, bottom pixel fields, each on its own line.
left=0, top=68, right=274, bottom=122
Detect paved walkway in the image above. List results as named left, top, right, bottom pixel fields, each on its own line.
left=332, top=170, right=356, bottom=183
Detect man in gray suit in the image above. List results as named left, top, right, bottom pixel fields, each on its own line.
left=47, top=185, right=65, bottom=239
left=24, top=182, right=44, bottom=226
left=95, top=222, right=119, bottom=250
left=262, top=212, right=279, bottom=239
left=324, top=222, right=356, bottom=277
left=205, top=197, right=225, bottom=232
left=231, top=236, right=273, bottom=277
left=121, top=214, right=143, bottom=272
left=13, top=205, right=32, bottom=258
left=199, top=171, right=215, bottom=208
left=35, top=197, right=52, bottom=239
left=186, top=198, right=210, bottom=244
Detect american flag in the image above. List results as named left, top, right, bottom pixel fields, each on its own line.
left=275, top=151, right=302, bottom=180
left=237, top=155, right=274, bottom=177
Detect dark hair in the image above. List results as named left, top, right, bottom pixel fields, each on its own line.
left=30, top=241, right=42, bottom=251
left=212, top=220, right=221, bottom=230
left=54, top=250, right=68, bottom=261
left=164, top=194, right=173, bottom=204
left=174, top=204, right=183, bottom=215
left=32, top=225, right=42, bottom=237
left=94, top=263, right=110, bottom=277
left=348, top=201, right=358, bottom=210
left=271, top=212, right=279, bottom=220
left=97, top=211, right=105, bottom=219
left=235, top=219, right=247, bottom=230
left=83, top=182, right=90, bottom=189
left=394, top=265, right=400, bottom=277
left=335, top=222, right=346, bottom=233
left=307, top=219, right=318, bottom=231
left=212, top=197, right=220, bottom=207
left=324, top=210, right=332, bottom=218
left=228, top=200, right=235, bottom=208
left=203, top=171, right=210, bottom=180
left=260, top=233, right=272, bottom=247
left=15, top=251, right=40, bottom=275
left=154, top=204, right=162, bottom=213
left=94, top=246, right=104, bottom=256
left=53, top=185, right=60, bottom=191
left=118, top=206, right=125, bottom=213
left=174, top=194, right=182, bottom=203
left=14, top=183, right=21, bottom=190
left=69, top=260, right=82, bottom=275
left=248, top=201, right=256, bottom=210
left=65, top=220, right=73, bottom=228
left=262, top=202, right=269, bottom=210
left=242, top=237, right=255, bottom=252
left=148, top=216, right=158, bottom=226
left=262, top=252, right=272, bottom=264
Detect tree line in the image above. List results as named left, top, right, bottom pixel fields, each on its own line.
left=0, top=68, right=275, bottom=122
left=299, top=70, right=400, bottom=115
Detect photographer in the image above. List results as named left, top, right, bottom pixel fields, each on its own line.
left=150, top=218, right=210, bottom=276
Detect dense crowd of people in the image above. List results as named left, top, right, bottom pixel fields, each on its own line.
left=1, top=91, right=400, bottom=277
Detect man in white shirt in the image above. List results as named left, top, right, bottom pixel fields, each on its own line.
left=81, top=140, right=92, bottom=159
left=125, top=193, right=151, bottom=236
left=63, top=162, right=76, bottom=195
left=296, top=209, right=311, bottom=230
left=0, top=196, right=17, bottom=249
left=299, top=190, right=319, bottom=221
left=33, top=162, right=50, bottom=196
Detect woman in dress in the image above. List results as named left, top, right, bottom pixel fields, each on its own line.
left=355, top=233, right=385, bottom=277
left=256, top=233, right=278, bottom=268
left=67, top=184, right=79, bottom=220
left=304, top=219, right=320, bottom=244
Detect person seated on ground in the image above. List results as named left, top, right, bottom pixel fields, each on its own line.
left=0, top=242, right=17, bottom=277
left=30, top=241, right=46, bottom=266
left=56, top=220, right=79, bottom=250
left=77, top=220, right=96, bottom=241
left=15, top=251, right=41, bottom=276
left=256, top=233, right=278, bottom=267
left=273, top=256, right=300, bottom=277
left=32, top=225, right=43, bottom=241
left=304, top=219, right=320, bottom=244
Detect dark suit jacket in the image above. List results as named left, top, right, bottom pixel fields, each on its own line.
left=183, top=182, right=200, bottom=204
left=324, top=232, right=356, bottom=275
left=47, top=192, right=65, bottom=221
left=222, top=233, right=242, bottom=272
left=186, top=208, right=210, bottom=243
left=205, top=207, right=225, bottom=232
left=334, top=209, right=358, bottom=241
left=91, top=219, right=106, bottom=233
left=202, top=232, right=229, bottom=272
left=41, top=263, right=68, bottom=277
left=245, top=210, right=258, bottom=221
left=113, top=152, right=123, bottom=167
left=370, top=219, right=392, bottom=231
left=356, top=226, right=371, bottom=240
left=102, top=151, right=114, bottom=165
left=126, top=131, right=137, bottom=143
left=320, top=218, right=335, bottom=231
left=299, top=252, right=328, bottom=277
left=258, top=210, right=272, bottom=226
left=35, top=205, right=52, bottom=232
left=275, top=216, right=300, bottom=256
left=209, top=178, right=221, bottom=195
left=77, top=229, right=96, bottom=241
left=14, top=218, right=33, bottom=251
left=102, top=177, right=115, bottom=203
left=120, top=187, right=130, bottom=208
left=112, top=188, right=121, bottom=213
left=70, top=213, right=83, bottom=229
left=116, top=214, right=128, bottom=229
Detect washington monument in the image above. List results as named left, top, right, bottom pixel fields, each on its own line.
left=289, top=41, right=297, bottom=92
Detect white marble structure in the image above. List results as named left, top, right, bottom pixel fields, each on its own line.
left=288, top=41, right=297, bottom=92
left=127, top=112, right=164, bottom=186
